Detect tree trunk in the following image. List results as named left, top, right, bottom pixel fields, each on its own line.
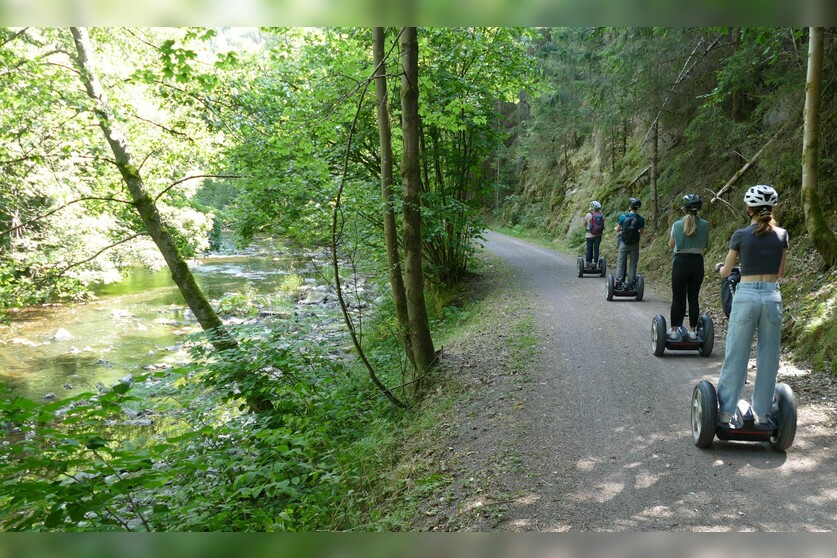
left=801, top=26, right=837, bottom=268
left=651, top=119, right=659, bottom=231
left=400, top=27, right=436, bottom=391
left=373, top=27, right=415, bottom=369
left=731, top=28, right=745, bottom=123
left=70, top=27, right=271, bottom=413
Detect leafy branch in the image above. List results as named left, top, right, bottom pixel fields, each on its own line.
left=0, top=196, right=133, bottom=237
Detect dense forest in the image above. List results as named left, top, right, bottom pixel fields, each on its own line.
left=0, top=27, right=834, bottom=531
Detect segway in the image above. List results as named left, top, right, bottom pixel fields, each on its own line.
left=691, top=380, right=797, bottom=451
left=577, top=256, right=607, bottom=278
left=605, top=273, right=644, bottom=301
left=651, top=314, right=714, bottom=357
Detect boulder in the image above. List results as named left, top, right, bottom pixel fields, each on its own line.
left=53, top=328, right=73, bottom=341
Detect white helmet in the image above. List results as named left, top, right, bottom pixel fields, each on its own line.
left=744, top=185, right=778, bottom=207
left=590, top=200, right=602, bottom=211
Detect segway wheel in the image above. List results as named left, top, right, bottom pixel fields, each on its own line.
left=605, top=273, right=614, bottom=301
left=691, top=380, right=718, bottom=448
left=652, top=314, right=666, bottom=356
left=635, top=274, right=644, bottom=301
left=599, top=256, right=607, bottom=277
left=698, top=314, right=714, bottom=357
left=769, top=383, right=797, bottom=451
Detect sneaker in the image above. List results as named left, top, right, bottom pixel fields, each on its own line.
left=666, top=330, right=681, bottom=341
left=687, top=330, right=698, bottom=340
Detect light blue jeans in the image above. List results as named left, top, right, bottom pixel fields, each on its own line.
left=717, top=282, right=783, bottom=421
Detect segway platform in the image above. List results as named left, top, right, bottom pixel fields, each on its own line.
left=691, top=380, right=797, bottom=451
left=605, top=273, right=644, bottom=301
left=577, top=256, right=606, bottom=278
left=651, top=314, right=714, bottom=357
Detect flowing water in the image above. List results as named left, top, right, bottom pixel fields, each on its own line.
left=0, top=239, right=316, bottom=402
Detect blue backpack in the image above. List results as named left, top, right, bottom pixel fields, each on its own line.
left=588, top=213, right=604, bottom=236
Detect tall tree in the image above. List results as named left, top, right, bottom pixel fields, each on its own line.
left=373, top=27, right=415, bottom=369
left=801, top=26, right=837, bottom=269
left=70, top=27, right=270, bottom=413
left=400, top=27, right=436, bottom=389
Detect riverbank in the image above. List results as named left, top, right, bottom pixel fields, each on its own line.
left=0, top=237, right=376, bottom=402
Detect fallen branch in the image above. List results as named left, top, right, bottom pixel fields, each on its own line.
left=640, top=36, right=719, bottom=148
left=704, top=187, right=739, bottom=217
left=710, top=136, right=775, bottom=203
left=626, top=165, right=650, bottom=189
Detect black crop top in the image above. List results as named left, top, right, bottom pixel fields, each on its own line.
left=729, top=224, right=789, bottom=276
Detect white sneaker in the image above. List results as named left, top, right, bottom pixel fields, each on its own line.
left=687, top=330, right=698, bottom=340
left=666, top=330, right=681, bottom=341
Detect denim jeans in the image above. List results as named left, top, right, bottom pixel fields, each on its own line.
left=717, top=282, right=783, bottom=421
left=615, top=242, right=639, bottom=284
left=585, top=236, right=601, bottom=263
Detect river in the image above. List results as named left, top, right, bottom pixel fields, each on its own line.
left=0, top=238, right=330, bottom=402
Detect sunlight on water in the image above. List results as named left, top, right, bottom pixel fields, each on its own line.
left=0, top=245, right=303, bottom=402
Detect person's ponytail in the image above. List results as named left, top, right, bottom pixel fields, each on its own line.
left=683, top=212, right=698, bottom=237
left=753, top=206, right=775, bottom=237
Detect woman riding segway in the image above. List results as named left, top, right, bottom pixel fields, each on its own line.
left=692, top=185, right=795, bottom=450
left=667, top=194, right=710, bottom=341
left=715, top=184, right=789, bottom=428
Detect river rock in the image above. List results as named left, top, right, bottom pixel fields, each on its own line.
left=124, top=418, right=152, bottom=427
left=11, top=337, right=37, bottom=347
left=43, top=392, right=56, bottom=400
left=118, top=374, right=134, bottom=384
left=96, top=359, right=113, bottom=368
left=53, top=328, right=73, bottom=341
left=258, top=310, right=292, bottom=319
left=301, top=291, right=328, bottom=305
left=63, top=383, right=73, bottom=390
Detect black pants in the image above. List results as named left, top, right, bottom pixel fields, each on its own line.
left=671, top=253, right=704, bottom=328
left=585, top=236, right=602, bottom=263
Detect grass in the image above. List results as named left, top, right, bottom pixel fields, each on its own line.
left=367, top=249, right=540, bottom=530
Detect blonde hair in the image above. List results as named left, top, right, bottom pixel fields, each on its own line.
left=683, top=212, right=698, bottom=237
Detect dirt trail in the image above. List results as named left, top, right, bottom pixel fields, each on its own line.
left=423, top=230, right=836, bottom=532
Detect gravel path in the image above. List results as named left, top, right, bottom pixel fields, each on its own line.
left=423, top=230, right=836, bottom=532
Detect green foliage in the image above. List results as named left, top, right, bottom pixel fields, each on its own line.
left=1, top=28, right=223, bottom=307
left=0, top=307, right=412, bottom=531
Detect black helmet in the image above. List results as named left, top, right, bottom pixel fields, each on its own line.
left=682, top=194, right=702, bottom=211
left=629, top=197, right=641, bottom=209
